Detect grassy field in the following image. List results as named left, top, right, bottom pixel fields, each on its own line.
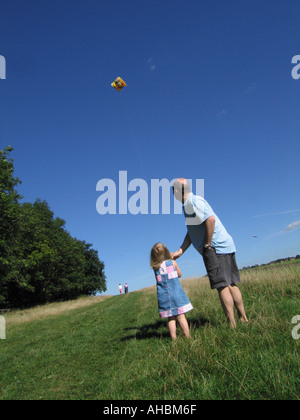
left=0, top=263, right=299, bottom=400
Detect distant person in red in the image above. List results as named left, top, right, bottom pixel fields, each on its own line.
left=124, top=283, right=129, bottom=294
left=119, top=284, right=122, bottom=294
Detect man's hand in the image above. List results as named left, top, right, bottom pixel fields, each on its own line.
left=171, top=249, right=183, bottom=260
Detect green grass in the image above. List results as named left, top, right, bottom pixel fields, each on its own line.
left=0, top=264, right=299, bottom=400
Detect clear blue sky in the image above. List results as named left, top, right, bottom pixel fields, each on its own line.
left=1, top=0, right=299, bottom=296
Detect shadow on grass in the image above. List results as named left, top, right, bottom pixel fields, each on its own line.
left=121, top=317, right=210, bottom=341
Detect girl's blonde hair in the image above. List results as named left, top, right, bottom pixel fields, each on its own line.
left=150, top=243, right=172, bottom=270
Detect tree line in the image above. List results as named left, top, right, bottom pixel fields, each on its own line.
left=0, top=146, right=107, bottom=308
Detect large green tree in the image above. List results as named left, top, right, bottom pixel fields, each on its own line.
left=0, top=146, right=22, bottom=306
left=0, top=147, right=106, bottom=308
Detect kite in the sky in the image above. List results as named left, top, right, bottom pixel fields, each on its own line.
left=111, top=77, right=127, bottom=92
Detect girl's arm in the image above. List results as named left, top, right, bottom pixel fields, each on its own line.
left=173, top=260, right=182, bottom=278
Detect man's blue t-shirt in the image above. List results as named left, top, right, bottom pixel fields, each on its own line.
left=183, top=193, right=236, bottom=255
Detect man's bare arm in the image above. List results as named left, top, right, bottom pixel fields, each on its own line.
left=205, top=216, right=215, bottom=246
left=171, top=233, right=192, bottom=260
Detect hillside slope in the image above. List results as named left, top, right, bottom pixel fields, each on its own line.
left=0, top=264, right=299, bottom=400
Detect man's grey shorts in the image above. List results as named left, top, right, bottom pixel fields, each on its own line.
left=203, top=247, right=241, bottom=290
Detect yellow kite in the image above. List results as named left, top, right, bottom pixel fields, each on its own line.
left=111, top=76, right=127, bottom=92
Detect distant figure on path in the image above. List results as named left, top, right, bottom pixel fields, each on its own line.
left=119, top=284, right=123, bottom=294
left=171, top=178, right=248, bottom=329
left=124, top=283, right=129, bottom=294
left=150, top=242, right=193, bottom=340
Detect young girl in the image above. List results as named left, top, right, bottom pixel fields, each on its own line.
left=150, top=243, right=193, bottom=340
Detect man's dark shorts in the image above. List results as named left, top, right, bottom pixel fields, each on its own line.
left=203, top=247, right=241, bottom=290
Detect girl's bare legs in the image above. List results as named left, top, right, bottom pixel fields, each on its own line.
left=168, top=317, right=177, bottom=340
left=177, top=314, right=190, bottom=338
left=168, top=315, right=190, bottom=340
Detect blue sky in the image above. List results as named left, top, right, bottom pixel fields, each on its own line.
left=1, top=0, right=299, bottom=296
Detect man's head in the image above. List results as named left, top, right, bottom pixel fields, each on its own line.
left=172, top=178, right=191, bottom=203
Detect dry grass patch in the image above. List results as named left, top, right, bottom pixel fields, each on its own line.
left=5, top=295, right=112, bottom=327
